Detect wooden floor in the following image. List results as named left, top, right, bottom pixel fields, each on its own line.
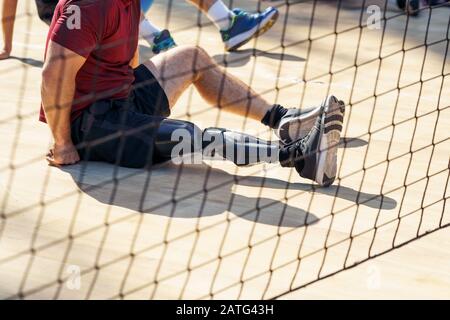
left=0, top=0, right=448, bottom=299
left=281, top=227, right=450, bottom=299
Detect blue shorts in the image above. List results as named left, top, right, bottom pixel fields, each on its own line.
left=71, top=65, right=170, bottom=168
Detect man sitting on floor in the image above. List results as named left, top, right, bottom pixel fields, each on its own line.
left=41, top=0, right=345, bottom=187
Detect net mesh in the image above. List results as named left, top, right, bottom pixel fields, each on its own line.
left=0, top=0, right=449, bottom=299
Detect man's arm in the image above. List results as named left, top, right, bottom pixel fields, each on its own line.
left=41, top=40, right=86, bottom=166
left=0, top=0, right=19, bottom=60
left=130, top=46, right=139, bottom=69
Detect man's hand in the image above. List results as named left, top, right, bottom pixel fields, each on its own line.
left=46, top=142, right=80, bottom=167
left=0, top=49, right=11, bottom=60
left=41, top=41, right=86, bottom=167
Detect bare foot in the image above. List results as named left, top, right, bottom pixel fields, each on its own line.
left=0, top=49, right=11, bottom=60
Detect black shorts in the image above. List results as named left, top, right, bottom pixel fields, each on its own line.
left=35, top=0, right=58, bottom=25
left=71, top=65, right=171, bottom=169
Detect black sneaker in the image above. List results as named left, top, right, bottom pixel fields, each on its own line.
left=276, top=96, right=345, bottom=145
left=280, top=96, right=344, bottom=187
left=397, top=0, right=420, bottom=16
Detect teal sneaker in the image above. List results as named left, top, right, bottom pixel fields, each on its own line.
left=220, top=7, right=279, bottom=52
left=152, top=29, right=177, bottom=55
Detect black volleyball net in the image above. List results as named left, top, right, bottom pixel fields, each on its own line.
left=0, top=0, right=449, bottom=299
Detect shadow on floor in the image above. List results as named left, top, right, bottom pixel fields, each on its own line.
left=139, top=45, right=304, bottom=68
left=9, top=56, right=44, bottom=68
left=62, top=159, right=396, bottom=228
left=213, top=49, right=305, bottom=68
left=340, top=137, right=368, bottom=148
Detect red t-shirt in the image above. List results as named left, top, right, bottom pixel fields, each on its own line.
left=39, top=0, right=141, bottom=122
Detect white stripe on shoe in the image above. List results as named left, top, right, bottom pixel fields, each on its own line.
left=315, top=96, right=345, bottom=186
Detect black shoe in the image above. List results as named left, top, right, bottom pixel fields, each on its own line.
left=280, top=96, right=344, bottom=187
left=397, top=0, right=420, bottom=16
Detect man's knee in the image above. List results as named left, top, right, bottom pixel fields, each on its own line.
left=155, top=119, right=203, bottom=159
left=179, top=45, right=213, bottom=65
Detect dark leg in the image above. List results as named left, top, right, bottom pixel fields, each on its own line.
left=154, top=119, right=279, bottom=166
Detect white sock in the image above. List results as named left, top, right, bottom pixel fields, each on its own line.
left=139, top=18, right=162, bottom=45
left=206, top=0, right=235, bottom=31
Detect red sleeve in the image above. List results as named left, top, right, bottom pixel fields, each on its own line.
left=50, top=3, right=106, bottom=58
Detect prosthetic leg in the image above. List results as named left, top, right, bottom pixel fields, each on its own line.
left=154, top=119, right=280, bottom=166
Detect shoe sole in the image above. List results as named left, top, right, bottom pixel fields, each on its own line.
left=314, top=96, right=345, bottom=187
left=226, top=10, right=279, bottom=52
left=277, top=105, right=323, bottom=145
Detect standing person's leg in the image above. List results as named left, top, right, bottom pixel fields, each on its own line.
left=396, top=0, right=420, bottom=16
left=139, top=2, right=177, bottom=54
left=0, top=0, right=18, bottom=60
left=187, top=0, right=235, bottom=30
left=186, top=0, right=279, bottom=51
left=140, top=0, right=279, bottom=53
